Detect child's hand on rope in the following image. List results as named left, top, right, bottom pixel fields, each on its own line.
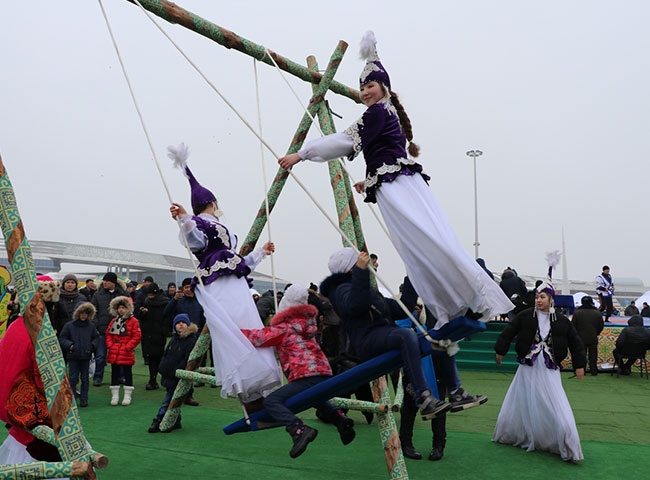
left=262, top=241, right=275, bottom=255
left=278, top=153, right=301, bottom=170
left=170, top=202, right=187, bottom=219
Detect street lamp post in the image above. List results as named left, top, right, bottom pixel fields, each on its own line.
left=466, top=149, right=483, bottom=259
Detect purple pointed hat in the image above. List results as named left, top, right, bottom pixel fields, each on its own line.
left=167, top=143, right=217, bottom=209
left=536, top=250, right=561, bottom=298
left=359, top=31, right=391, bottom=90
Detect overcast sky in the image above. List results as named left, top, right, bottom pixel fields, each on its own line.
left=1, top=0, right=649, bottom=293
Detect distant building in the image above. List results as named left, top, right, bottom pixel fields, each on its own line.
left=0, top=240, right=288, bottom=293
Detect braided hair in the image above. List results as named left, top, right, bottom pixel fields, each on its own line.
left=390, top=90, right=420, bottom=158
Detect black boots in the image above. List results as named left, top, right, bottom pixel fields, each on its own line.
left=428, top=446, right=444, bottom=461
left=286, top=420, right=318, bottom=458
left=148, top=418, right=161, bottom=433
left=330, top=410, right=356, bottom=445
left=150, top=417, right=182, bottom=433
left=401, top=442, right=423, bottom=460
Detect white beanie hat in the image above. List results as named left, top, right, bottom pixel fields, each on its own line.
left=278, top=284, right=308, bottom=312
left=328, top=247, right=358, bottom=274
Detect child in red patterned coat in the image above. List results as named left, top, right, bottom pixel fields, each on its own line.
left=242, top=284, right=355, bottom=459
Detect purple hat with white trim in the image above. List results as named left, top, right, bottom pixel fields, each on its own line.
left=359, top=31, right=391, bottom=90
left=167, top=143, right=217, bottom=209
left=536, top=250, right=561, bottom=298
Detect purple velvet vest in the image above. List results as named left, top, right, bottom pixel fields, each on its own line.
left=191, top=216, right=250, bottom=286
left=344, top=99, right=430, bottom=203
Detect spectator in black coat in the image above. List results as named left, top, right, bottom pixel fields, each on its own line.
left=499, top=268, right=529, bottom=321
left=572, top=296, right=604, bottom=375
left=79, top=279, right=97, bottom=301
left=138, top=283, right=170, bottom=391
left=613, top=315, right=650, bottom=375
left=59, top=303, right=101, bottom=407
left=148, top=314, right=199, bottom=433
left=640, top=302, right=650, bottom=318
left=57, top=274, right=87, bottom=329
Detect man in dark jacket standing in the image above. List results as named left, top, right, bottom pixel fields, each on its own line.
left=91, top=272, right=127, bottom=386
left=572, top=296, right=604, bottom=375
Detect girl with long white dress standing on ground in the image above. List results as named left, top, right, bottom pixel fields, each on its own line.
left=493, top=253, right=586, bottom=463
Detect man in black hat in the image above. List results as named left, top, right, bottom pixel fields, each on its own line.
left=572, top=296, right=604, bottom=375
left=90, top=272, right=127, bottom=386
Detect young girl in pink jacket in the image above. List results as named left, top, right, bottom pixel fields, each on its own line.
left=242, top=284, right=355, bottom=459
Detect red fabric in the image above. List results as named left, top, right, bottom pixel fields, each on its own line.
left=0, top=318, right=48, bottom=446
left=242, top=304, right=332, bottom=382
left=105, top=316, right=142, bottom=365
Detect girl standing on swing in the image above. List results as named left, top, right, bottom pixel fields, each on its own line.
left=279, top=31, right=513, bottom=328
left=168, top=144, right=281, bottom=404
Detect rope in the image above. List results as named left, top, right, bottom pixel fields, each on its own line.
left=261, top=46, right=393, bottom=244
left=252, top=59, right=279, bottom=326
left=97, top=0, right=204, bottom=286
left=124, top=0, right=436, bottom=345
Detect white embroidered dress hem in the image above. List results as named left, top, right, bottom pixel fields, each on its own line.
left=375, top=174, right=514, bottom=327
left=299, top=136, right=513, bottom=328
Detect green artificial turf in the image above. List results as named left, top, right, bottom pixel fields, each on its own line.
left=3, top=353, right=650, bottom=479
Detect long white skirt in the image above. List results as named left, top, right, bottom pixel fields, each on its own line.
left=376, top=174, right=513, bottom=327
left=196, top=275, right=281, bottom=402
left=492, top=358, right=583, bottom=462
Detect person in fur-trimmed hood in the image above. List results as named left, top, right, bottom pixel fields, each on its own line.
left=59, top=302, right=101, bottom=407
left=241, top=284, right=356, bottom=459
left=105, top=296, right=141, bottom=406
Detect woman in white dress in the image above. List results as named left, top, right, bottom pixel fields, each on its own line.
left=279, top=31, right=513, bottom=328
left=169, top=144, right=281, bottom=403
left=493, top=258, right=586, bottom=463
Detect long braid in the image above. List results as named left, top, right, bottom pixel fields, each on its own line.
left=390, top=90, right=420, bottom=158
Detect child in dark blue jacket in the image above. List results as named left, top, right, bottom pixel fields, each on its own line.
left=148, top=314, right=198, bottom=433
left=59, top=302, right=101, bottom=407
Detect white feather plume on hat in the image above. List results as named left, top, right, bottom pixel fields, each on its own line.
left=167, top=143, right=190, bottom=179
left=359, top=31, right=378, bottom=62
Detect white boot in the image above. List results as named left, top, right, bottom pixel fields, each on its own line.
left=110, top=386, right=121, bottom=406
left=122, top=386, right=135, bottom=406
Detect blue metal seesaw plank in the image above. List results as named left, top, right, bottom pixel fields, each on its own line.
left=223, top=316, right=485, bottom=435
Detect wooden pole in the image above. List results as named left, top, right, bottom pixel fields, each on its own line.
left=372, top=376, right=409, bottom=479
left=239, top=41, right=349, bottom=255
left=125, top=0, right=360, bottom=103
left=307, top=56, right=367, bottom=251
left=0, top=154, right=95, bottom=465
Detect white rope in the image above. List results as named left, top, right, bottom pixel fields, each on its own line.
left=252, top=58, right=279, bottom=315
left=261, top=46, right=393, bottom=243
left=126, top=0, right=434, bottom=343
left=97, top=0, right=204, bottom=287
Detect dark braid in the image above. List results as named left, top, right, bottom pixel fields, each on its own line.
left=390, top=90, right=420, bottom=158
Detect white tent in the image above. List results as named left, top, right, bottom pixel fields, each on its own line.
left=573, top=292, right=600, bottom=309
left=634, top=291, right=650, bottom=312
